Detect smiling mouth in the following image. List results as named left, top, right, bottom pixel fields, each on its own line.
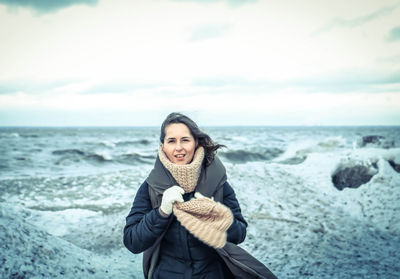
left=175, top=154, right=185, bottom=159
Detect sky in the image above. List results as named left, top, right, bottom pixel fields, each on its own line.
left=0, top=0, right=399, bottom=126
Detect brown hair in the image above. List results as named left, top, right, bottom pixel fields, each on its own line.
left=160, top=112, right=225, bottom=166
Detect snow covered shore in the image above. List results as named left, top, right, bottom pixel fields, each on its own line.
left=1, top=126, right=400, bottom=278
left=228, top=147, right=400, bottom=278
left=0, top=202, right=142, bottom=279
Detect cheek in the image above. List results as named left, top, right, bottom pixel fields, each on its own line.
left=166, top=147, right=174, bottom=155
left=162, top=145, right=172, bottom=157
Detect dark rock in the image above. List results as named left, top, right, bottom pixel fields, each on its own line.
left=332, top=165, right=377, bottom=190
left=361, top=135, right=394, bottom=149
left=362, top=135, right=384, bottom=145
left=388, top=160, right=400, bottom=173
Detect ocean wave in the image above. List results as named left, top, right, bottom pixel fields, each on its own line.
left=219, top=148, right=283, bottom=163
left=90, top=139, right=152, bottom=149
left=52, top=148, right=155, bottom=166
left=20, top=134, right=40, bottom=138
left=95, top=141, right=116, bottom=148
left=317, top=137, right=346, bottom=149
left=0, top=132, right=19, bottom=138
left=85, top=154, right=112, bottom=163
left=116, top=153, right=155, bottom=165
left=275, top=136, right=347, bottom=165
left=52, top=149, right=85, bottom=156
left=53, top=149, right=107, bottom=166
left=116, top=139, right=151, bottom=146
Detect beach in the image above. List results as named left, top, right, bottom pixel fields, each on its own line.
left=1, top=126, right=399, bottom=278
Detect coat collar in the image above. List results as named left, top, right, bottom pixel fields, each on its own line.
left=146, top=152, right=227, bottom=200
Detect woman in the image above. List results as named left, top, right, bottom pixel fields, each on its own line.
left=123, top=112, right=277, bottom=279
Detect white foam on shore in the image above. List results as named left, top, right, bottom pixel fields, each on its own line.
left=0, top=202, right=142, bottom=279
left=27, top=208, right=99, bottom=237
left=273, top=136, right=348, bottom=163
left=224, top=147, right=400, bottom=278
left=1, top=145, right=400, bottom=278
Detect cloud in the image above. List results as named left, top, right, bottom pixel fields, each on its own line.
left=188, top=23, right=232, bottom=42
left=191, top=76, right=282, bottom=94
left=0, top=79, right=171, bottom=96
left=171, top=0, right=257, bottom=6
left=0, top=0, right=98, bottom=13
left=191, top=70, right=400, bottom=94
left=377, top=54, right=400, bottom=64
left=82, top=81, right=169, bottom=94
left=312, top=5, right=398, bottom=35
left=289, top=70, right=400, bottom=94
left=0, top=79, right=81, bottom=94
left=3, top=69, right=399, bottom=98
left=387, top=26, right=400, bottom=42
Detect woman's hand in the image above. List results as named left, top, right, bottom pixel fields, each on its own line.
left=159, top=185, right=185, bottom=216
left=194, top=192, right=214, bottom=200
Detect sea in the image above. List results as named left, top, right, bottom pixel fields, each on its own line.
left=1, top=126, right=400, bottom=278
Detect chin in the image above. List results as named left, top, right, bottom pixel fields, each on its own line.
left=174, top=160, right=187, bottom=165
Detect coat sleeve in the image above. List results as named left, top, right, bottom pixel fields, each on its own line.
left=223, top=182, right=247, bottom=244
left=123, top=181, right=170, bottom=254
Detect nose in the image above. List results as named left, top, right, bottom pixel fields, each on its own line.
left=175, top=143, right=183, bottom=151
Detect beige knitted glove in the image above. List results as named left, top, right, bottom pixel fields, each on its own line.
left=160, top=185, right=185, bottom=216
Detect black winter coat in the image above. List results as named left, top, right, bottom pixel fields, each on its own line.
left=123, top=181, right=247, bottom=279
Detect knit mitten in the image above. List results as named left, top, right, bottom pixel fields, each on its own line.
left=160, top=185, right=184, bottom=216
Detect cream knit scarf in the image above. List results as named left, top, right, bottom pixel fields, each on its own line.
left=158, top=146, right=233, bottom=248
left=158, top=146, right=204, bottom=193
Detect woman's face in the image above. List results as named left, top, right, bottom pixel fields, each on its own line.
left=162, top=123, right=197, bottom=165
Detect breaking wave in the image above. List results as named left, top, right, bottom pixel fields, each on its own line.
left=52, top=149, right=155, bottom=166
left=219, top=148, right=283, bottom=163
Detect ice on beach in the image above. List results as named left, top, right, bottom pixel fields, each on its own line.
left=0, top=202, right=141, bottom=279
left=1, top=126, right=400, bottom=278
left=224, top=146, right=400, bottom=278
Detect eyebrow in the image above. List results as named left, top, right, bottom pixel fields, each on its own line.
left=166, top=136, right=192, bottom=140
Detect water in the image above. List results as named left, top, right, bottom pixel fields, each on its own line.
left=0, top=127, right=160, bottom=179
left=1, top=126, right=400, bottom=278
left=1, top=126, right=399, bottom=179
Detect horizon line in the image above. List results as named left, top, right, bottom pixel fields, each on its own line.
left=1, top=124, right=399, bottom=128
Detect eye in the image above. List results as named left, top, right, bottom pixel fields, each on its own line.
left=167, top=139, right=175, bottom=143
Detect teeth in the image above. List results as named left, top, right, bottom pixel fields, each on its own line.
left=176, top=155, right=184, bottom=158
